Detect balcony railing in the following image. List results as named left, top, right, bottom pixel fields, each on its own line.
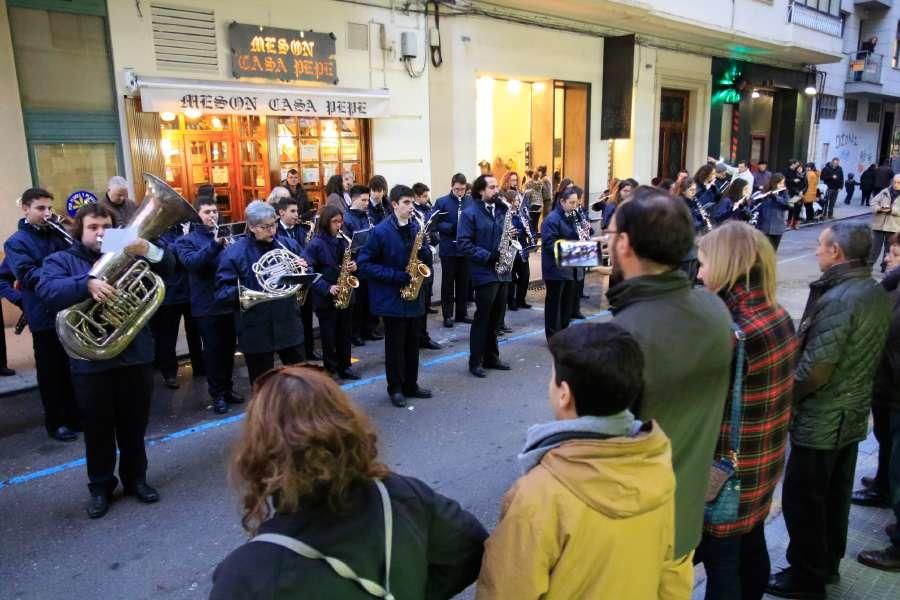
left=788, top=2, right=844, bottom=37
left=846, top=51, right=883, bottom=84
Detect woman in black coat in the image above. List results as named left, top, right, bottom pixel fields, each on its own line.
left=211, top=367, right=487, bottom=599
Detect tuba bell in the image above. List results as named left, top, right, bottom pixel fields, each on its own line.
left=56, top=173, right=198, bottom=360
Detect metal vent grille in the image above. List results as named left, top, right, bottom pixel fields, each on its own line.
left=151, top=4, right=218, bottom=72
left=347, top=22, right=368, bottom=51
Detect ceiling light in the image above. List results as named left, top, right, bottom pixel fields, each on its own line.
left=805, top=85, right=817, bottom=96
left=160, top=111, right=176, bottom=122
left=184, top=108, right=202, bottom=119
left=751, top=90, right=760, bottom=99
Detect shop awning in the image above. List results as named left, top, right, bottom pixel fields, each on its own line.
left=125, top=73, right=391, bottom=119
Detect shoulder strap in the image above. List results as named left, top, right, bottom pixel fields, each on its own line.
left=249, top=479, right=394, bottom=599
left=728, top=324, right=746, bottom=456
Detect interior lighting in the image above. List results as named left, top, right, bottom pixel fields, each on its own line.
left=533, top=82, right=546, bottom=93
left=507, top=79, right=522, bottom=94
left=160, top=111, right=176, bottom=122
left=211, top=117, right=224, bottom=129
left=805, top=85, right=817, bottom=96
left=751, top=90, right=760, bottom=99
left=184, top=108, right=202, bottom=119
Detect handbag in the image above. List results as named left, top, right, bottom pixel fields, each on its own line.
left=250, top=479, right=395, bottom=599
left=704, top=324, right=746, bottom=525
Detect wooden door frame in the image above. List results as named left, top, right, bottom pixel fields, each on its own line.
left=553, top=80, right=592, bottom=197
left=182, top=132, right=241, bottom=220
left=657, top=88, right=690, bottom=180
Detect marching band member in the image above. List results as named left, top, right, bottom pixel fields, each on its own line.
left=434, top=173, right=474, bottom=328
left=150, top=223, right=205, bottom=389
left=276, top=196, right=319, bottom=360
left=343, top=185, right=383, bottom=346
left=175, top=196, right=242, bottom=415
left=37, top=204, right=173, bottom=518
left=368, top=175, right=389, bottom=225
left=457, top=174, right=512, bottom=378
left=541, top=186, right=580, bottom=340
left=505, top=190, right=533, bottom=312
left=570, top=188, right=592, bottom=321
left=4, top=188, right=79, bottom=441
left=215, top=201, right=307, bottom=385
left=413, top=182, right=441, bottom=350
left=357, top=185, right=433, bottom=408
left=306, top=205, right=359, bottom=380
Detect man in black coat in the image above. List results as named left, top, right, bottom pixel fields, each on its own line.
left=820, top=157, right=845, bottom=219
left=875, top=160, right=894, bottom=192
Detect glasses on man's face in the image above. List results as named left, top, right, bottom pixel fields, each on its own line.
left=253, top=222, right=277, bottom=231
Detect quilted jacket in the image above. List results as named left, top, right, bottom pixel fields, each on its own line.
left=792, top=261, right=891, bottom=449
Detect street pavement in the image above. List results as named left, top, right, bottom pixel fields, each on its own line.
left=1, top=210, right=897, bottom=599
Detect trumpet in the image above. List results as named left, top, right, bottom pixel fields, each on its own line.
left=215, top=221, right=245, bottom=246
left=44, top=213, right=74, bottom=246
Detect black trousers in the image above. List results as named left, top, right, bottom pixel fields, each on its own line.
left=570, top=277, right=585, bottom=317
left=439, top=255, right=470, bottom=321
left=824, top=188, right=839, bottom=218
left=418, top=275, right=434, bottom=340
left=352, top=281, right=377, bottom=339
left=870, top=229, right=892, bottom=270
left=873, top=404, right=892, bottom=493
left=507, top=254, right=530, bottom=308
left=0, top=302, right=7, bottom=369
left=316, top=307, right=352, bottom=374
left=32, top=329, right=79, bottom=433
left=150, top=302, right=204, bottom=378
left=695, top=520, right=769, bottom=600
left=862, top=188, right=873, bottom=207
left=765, top=234, right=782, bottom=251
left=194, top=314, right=236, bottom=399
left=301, top=299, right=316, bottom=355
left=243, top=346, right=304, bottom=386
left=470, top=283, right=505, bottom=368
left=783, top=442, right=859, bottom=580
left=383, top=316, right=420, bottom=394
left=545, top=280, right=575, bottom=339
left=73, top=364, right=153, bottom=496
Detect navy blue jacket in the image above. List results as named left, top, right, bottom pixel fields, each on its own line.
left=540, top=205, right=578, bottom=281
left=753, top=190, right=791, bottom=235
left=157, top=227, right=190, bottom=306
left=215, top=235, right=304, bottom=354
left=512, top=212, right=533, bottom=258
left=369, top=199, right=388, bottom=226
left=0, top=258, right=22, bottom=305
left=457, top=199, right=512, bottom=286
left=174, top=224, right=230, bottom=317
left=357, top=214, right=430, bottom=318
left=37, top=242, right=171, bottom=374
left=343, top=208, right=373, bottom=239
left=695, top=183, right=720, bottom=210
left=4, top=219, right=71, bottom=332
left=601, top=201, right=617, bottom=230
left=711, top=197, right=750, bottom=224
left=276, top=220, right=310, bottom=252
left=305, top=233, right=352, bottom=311
left=434, top=193, right=472, bottom=257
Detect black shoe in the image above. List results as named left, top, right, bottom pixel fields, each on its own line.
left=580, top=294, right=589, bottom=299
left=495, top=329, right=505, bottom=337
left=851, top=488, right=890, bottom=507
left=861, top=475, right=878, bottom=489
left=0, top=366, right=15, bottom=376
left=339, top=368, right=361, bottom=380
left=124, top=480, right=160, bottom=504
left=518, top=302, right=532, bottom=309
left=389, top=392, right=407, bottom=408
left=485, top=360, right=511, bottom=371
left=351, top=336, right=365, bottom=347
left=426, top=307, right=439, bottom=314
left=49, top=426, right=77, bottom=442
left=765, top=568, right=825, bottom=599
left=192, top=367, right=206, bottom=378
left=858, top=545, right=900, bottom=571
left=404, top=387, right=432, bottom=399
left=307, top=349, right=323, bottom=361
left=163, top=376, right=179, bottom=390
left=419, top=338, right=442, bottom=350
left=443, top=318, right=454, bottom=328
left=507, top=304, right=519, bottom=311
left=571, top=313, right=587, bottom=320
left=226, top=391, right=245, bottom=404
left=87, top=493, right=110, bottom=519
left=455, top=316, right=474, bottom=324
left=213, top=397, right=229, bottom=415
left=825, top=572, right=840, bottom=585
left=469, top=366, right=487, bottom=378
left=363, top=332, right=384, bottom=341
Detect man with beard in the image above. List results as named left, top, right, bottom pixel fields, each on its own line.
left=605, top=186, right=734, bottom=596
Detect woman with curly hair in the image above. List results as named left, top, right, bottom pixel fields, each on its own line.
left=211, top=366, right=488, bottom=599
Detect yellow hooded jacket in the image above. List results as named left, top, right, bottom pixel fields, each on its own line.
left=476, top=421, right=676, bottom=600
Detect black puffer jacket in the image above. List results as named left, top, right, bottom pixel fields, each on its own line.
left=793, top=262, right=891, bottom=449
left=210, top=473, right=487, bottom=599
left=873, top=268, right=900, bottom=410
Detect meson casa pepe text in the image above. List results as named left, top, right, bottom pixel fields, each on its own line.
left=229, top=23, right=338, bottom=84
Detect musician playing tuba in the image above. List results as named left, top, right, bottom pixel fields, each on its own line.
left=214, top=201, right=309, bottom=385
left=305, top=205, right=360, bottom=381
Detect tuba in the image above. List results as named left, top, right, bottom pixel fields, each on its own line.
left=333, top=231, right=359, bottom=310
left=239, top=241, right=308, bottom=311
left=56, top=173, right=198, bottom=360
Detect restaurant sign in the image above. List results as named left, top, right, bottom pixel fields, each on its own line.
left=229, top=23, right=338, bottom=84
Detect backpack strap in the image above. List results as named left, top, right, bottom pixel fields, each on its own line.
left=728, top=324, right=747, bottom=458
left=250, top=479, right=394, bottom=600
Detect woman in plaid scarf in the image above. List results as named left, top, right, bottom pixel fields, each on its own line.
left=694, top=221, right=799, bottom=600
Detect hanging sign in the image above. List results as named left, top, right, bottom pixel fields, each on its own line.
left=65, top=190, right=98, bottom=217
left=229, top=23, right=338, bottom=84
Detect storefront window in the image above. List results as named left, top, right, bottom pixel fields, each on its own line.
left=32, top=143, right=118, bottom=214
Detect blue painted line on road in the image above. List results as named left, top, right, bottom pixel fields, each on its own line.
left=0, top=309, right=610, bottom=491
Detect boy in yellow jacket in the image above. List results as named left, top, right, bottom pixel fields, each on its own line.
left=476, top=322, right=678, bottom=599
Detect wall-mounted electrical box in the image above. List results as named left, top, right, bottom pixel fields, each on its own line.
left=400, top=31, right=418, bottom=59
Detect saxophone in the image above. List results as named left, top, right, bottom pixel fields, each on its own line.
left=494, top=202, right=516, bottom=276
left=333, top=231, right=359, bottom=309
left=399, top=214, right=432, bottom=301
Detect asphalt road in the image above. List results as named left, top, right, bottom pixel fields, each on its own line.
left=0, top=216, right=869, bottom=599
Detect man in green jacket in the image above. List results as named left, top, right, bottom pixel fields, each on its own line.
left=767, top=222, right=891, bottom=599
left=606, top=186, right=733, bottom=598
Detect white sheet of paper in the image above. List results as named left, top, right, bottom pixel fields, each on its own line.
left=99, top=227, right=138, bottom=254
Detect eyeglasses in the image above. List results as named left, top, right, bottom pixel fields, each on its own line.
left=253, top=222, right=277, bottom=231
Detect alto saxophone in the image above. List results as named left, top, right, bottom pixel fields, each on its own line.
left=399, top=214, right=432, bottom=301
left=333, top=231, right=359, bottom=309
left=494, top=202, right=516, bottom=276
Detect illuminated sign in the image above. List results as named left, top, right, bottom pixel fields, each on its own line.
left=229, top=23, right=338, bottom=84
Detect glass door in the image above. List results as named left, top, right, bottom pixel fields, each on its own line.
left=185, top=135, right=238, bottom=222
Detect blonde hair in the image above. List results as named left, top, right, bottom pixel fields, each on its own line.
left=698, top=221, right=777, bottom=304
